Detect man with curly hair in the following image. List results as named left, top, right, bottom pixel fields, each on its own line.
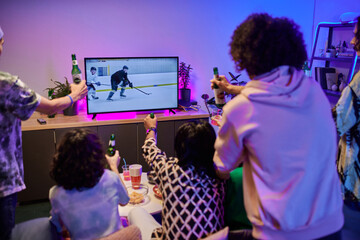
left=211, top=13, right=343, bottom=239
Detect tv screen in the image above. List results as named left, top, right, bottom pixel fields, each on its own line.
left=84, top=57, right=178, bottom=115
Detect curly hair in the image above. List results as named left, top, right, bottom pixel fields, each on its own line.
left=230, top=13, right=308, bottom=77
left=175, top=120, right=217, bottom=179
left=353, top=16, right=360, bottom=52
left=50, top=129, right=106, bottom=190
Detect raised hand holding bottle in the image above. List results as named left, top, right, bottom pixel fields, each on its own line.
left=71, top=54, right=82, bottom=84
left=213, top=67, right=226, bottom=108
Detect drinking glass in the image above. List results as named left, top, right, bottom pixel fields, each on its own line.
left=122, top=165, right=130, bottom=181
left=129, top=164, right=142, bottom=189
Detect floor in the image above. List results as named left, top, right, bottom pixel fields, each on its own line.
left=15, top=200, right=51, bottom=224
left=15, top=199, right=162, bottom=226
left=15, top=200, right=360, bottom=239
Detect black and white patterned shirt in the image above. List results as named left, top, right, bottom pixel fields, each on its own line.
left=0, top=71, right=40, bottom=197
left=142, top=138, right=225, bottom=240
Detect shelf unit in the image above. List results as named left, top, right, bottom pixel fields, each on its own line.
left=309, top=21, right=358, bottom=96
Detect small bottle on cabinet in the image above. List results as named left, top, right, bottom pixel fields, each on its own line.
left=71, top=54, right=82, bottom=84
left=107, top=134, right=115, bottom=156
left=47, top=89, right=56, bottom=118
left=302, top=61, right=311, bottom=77
left=213, top=67, right=226, bottom=108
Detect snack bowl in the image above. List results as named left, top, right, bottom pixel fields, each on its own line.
left=153, top=185, right=162, bottom=200
left=127, top=184, right=149, bottom=206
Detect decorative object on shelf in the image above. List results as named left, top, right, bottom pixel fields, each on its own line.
left=45, top=77, right=78, bottom=116
left=315, top=67, right=336, bottom=90
left=179, top=61, right=193, bottom=107
left=326, top=72, right=337, bottom=91
left=338, top=73, right=347, bottom=91
left=302, top=61, right=311, bottom=77
left=326, top=45, right=336, bottom=58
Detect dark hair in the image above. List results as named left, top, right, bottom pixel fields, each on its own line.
left=50, top=129, right=106, bottom=190
left=175, top=120, right=217, bottom=179
left=230, top=13, right=308, bottom=77
left=123, top=65, right=129, bottom=70
left=354, top=16, right=360, bottom=52
left=90, top=67, right=96, bottom=71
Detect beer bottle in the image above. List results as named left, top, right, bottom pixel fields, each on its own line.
left=107, top=134, right=115, bottom=156
left=47, top=89, right=56, bottom=118
left=302, top=61, right=311, bottom=77
left=71, top=54, right=82, bottom=84
left=213, top=67, right=226, bottom=108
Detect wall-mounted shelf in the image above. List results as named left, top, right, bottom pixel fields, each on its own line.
left=310, top=21, right=358, bottom=85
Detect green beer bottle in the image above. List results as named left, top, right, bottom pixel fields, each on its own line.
left=107, top=134, right=115, bottom=156
left=213, top=67, right=226, bottom=108
left=47, top=89, right=56, bottom=118
left=71, top=54, right=82, bottom=84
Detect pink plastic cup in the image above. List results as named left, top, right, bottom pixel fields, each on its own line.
left=122, top=165, right=130, bottom=181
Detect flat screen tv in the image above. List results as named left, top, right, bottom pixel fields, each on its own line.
left=84, top=57, right=179, bottom=115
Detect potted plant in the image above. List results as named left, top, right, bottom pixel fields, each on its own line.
left=45, top=77, right=78, bottom=116
left=179, top=61, right=193, bottom=106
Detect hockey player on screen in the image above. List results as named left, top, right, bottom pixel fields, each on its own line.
left=87, top=67, right=101, bottom=100
left=106, top=65, right=133, bottom=101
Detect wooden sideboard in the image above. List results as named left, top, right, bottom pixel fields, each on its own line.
left=19, top=109, right=209, bottom=203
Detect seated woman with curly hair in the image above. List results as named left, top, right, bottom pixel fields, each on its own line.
left=49, top=129, right=130, bottom=240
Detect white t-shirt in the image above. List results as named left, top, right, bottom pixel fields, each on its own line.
left=49, top=170, right=129, bottom=240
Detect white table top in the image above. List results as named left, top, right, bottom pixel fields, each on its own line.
left=118, top=172, right=162, bottom=217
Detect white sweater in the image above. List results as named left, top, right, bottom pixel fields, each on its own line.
left=214, top=66, right=343, bottom=239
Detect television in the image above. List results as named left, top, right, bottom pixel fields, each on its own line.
left=84, top=57, right=179, bottom=115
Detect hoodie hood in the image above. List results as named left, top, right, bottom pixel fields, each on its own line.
left=241, top=65, right=311, bottom=108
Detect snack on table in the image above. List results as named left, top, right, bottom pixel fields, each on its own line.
left=153, top=185, right=162, bottom=199
left=129, top=191, right=144, bottom=204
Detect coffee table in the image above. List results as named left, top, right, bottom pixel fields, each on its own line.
left=118, top=172, right=162, bottom=217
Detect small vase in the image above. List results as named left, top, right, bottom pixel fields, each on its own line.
left=63, top=101, right=78, bottom=116
left=179, top=88, right=191, bottom=107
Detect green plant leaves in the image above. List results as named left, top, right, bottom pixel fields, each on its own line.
left=44, top=77, right=71, bottom=99
left=179, top=61, right=193, bottom=89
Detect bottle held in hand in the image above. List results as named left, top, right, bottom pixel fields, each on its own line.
left=71, top=54, right=82, bottom=84
left=107, top=134, right=115, bottom=156
left=213, top=67, right=226, bottom=108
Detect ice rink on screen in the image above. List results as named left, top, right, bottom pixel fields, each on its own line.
left=87, top=72, right=178, bottom=114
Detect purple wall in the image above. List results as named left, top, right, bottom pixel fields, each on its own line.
left=0, top=0, right=319, bottom=110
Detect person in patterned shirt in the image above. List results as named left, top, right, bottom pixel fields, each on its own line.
left=128, top=115, right=226, bottom=240
left=333, top=16, right=360, bottom=213
left=0, top=26, right=87, bottom=240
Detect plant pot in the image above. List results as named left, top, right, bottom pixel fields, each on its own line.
left=63, top=101, right=78, bottom=116
left=179, top=88, right=191, bottom=107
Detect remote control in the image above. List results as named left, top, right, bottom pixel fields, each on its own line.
left=37, top=118, right=47, bottom=125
